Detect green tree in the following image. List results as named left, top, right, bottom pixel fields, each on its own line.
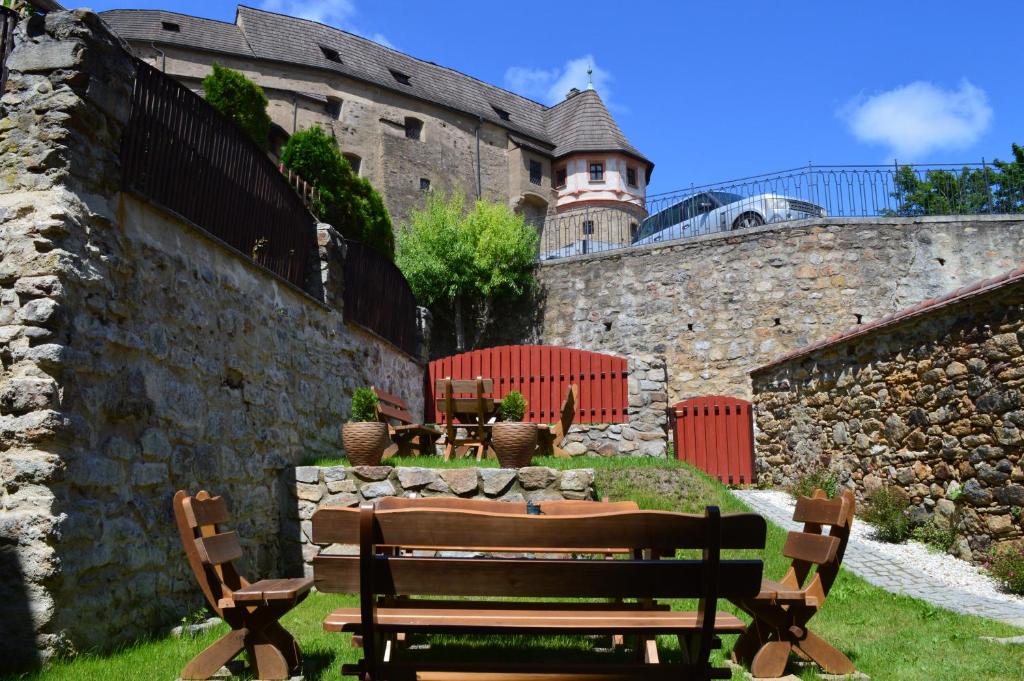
left=396, top=191, right=537, bottom=351
left=202, top=64, right=271, bottom=148
left=280, top=126, right=394, bottom=258
left=992, top=143, right=1024, bottom=213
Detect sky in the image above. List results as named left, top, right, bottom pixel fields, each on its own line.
left=85, top=0, right=1024, bottom=196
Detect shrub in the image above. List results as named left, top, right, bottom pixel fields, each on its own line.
left=202, top=63, right=271, bottom=148
left=789, top=465, right=839, bottom=499
left=985, top=543, right=1024, bottom=595
left=499, top=391, right=527, bottom=422
left=862, top=486, right=915, bottom=543
left=912, top=518, right=958, bottom=552
left=281, top=126, right=394, bottom=258
left=349, top=387, right=379, bottom=422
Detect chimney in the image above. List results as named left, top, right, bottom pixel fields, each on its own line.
left=566, top=87, right=580, bottom=99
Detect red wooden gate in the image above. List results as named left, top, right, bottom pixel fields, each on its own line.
left=427, top=345, right=628, bottom=424
left=671, top=396, right=754, bottom=484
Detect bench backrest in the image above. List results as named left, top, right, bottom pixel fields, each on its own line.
left=435, top=377, right=495, bottom=394
left=374, top=496, right=639, bottom=515
left=172, top=490, right=247, bottom=622
left=783, top=489, right=855, bottom=603
left=371, top=386, right=415, bottom=426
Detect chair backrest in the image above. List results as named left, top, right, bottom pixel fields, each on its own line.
left=371, top=386, right=415, bottom=426
left=783, top=489, right=855, bottom=601
left=172, top=490, right=247, bottom=619
left=435, top=377, right=493, bottom=434
left=554, top=384, right=578, bottom=439
left=435, top=377, right=495, bottom=394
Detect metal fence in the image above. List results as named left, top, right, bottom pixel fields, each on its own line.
left=1, top=7, right=17, bottom=95
left=539, top=162, right=1024, bottom=260
left=343, top=238, right=418, bottom=356
left=120, top=59, right=316, bottom=290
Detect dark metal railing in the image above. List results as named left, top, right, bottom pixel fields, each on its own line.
left=539, top=162, right=1024, bottom=260
left=343, top=238, right=418, bottom=356
left=1, top=7, right=18, bottom=95
left=120, top=59, right=316, bottom=290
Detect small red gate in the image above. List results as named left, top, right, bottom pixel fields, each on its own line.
left=671, top=395, right=754, bottom=484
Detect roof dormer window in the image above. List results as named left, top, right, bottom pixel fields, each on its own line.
left=390, top=69, right=411, bottom=86
left=492, top=106, right=510, bottom=121
left=320, top=45, right=341, bottom=63
left=161, top=21, right=180, bottom=32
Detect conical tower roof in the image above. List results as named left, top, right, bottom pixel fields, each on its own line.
left=544, top=89, right=652, bottom=174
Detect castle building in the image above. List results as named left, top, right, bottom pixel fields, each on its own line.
left=100, top=6, right=652, bottom=254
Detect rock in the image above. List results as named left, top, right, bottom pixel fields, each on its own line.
left=360, top=480, right=396, bottom=499
left=139, top=428, right=171, bottom=460
left=480, top=469, right=517, bottom=496
left=396, top=467, right=440, bottom=489
left=131, top=462, right=168, bottom=487
left=441, top=468, right=479, bottom=495
left=961, top=479, right=993, bottom=507
left=517, top=466, right=557, bottom=490
left=0, top=377, right=58, bottom=414
left=352, top=465, right=392, bottom=481
left=563, top=442, right=588, bottom=456
left=945, top=361, right=968, bottom=378
left=977, top=463, right=1009, bottom=486
left=294, top=466, right=320, bottom=484
left=324, top=492, right=360, bottom=507
left=323, top=466, right=347, bottom=483
left=560, top=469, right=594, bottom=493
left=863, top=474, right=883, bottom=495
left=986, top=514, right=1015, bottom=537
left=294, top=482, right=324, bottom=502
left=995, top=484, right=1024, bottom=507
left=327, top=479, right=357, bottom=494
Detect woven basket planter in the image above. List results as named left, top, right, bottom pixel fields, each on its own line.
left=491, top=422, right=538, bottom=469
left=342, top=422, right=389, bottom=466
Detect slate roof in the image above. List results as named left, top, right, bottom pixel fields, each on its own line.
left=99, top=5, right=651, bottom=169
left=754, top=264, right=1024, bottom=373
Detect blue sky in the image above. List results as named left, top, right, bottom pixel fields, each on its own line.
left=88, top=0, right=1023, bottom=195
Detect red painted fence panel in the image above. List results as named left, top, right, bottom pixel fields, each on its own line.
left=672, top=396, right=754, bottom=484
left=427, top=345, right=628, bottom=424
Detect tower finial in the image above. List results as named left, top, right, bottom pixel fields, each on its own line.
left=586, top=64, right=594, bottom=90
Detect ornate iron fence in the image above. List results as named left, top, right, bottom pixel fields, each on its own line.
left=1, top=7, right=17, bottom=95
left=539, top=162, right=1024, bottom=260
left=343, top=238, right=418, bottom=356
left=120, top=59, right=316, bottom=290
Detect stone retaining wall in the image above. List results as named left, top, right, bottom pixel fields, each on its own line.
left=751, top=277, right=1024, bottom=562
left=284, top=465, right=597, bottom=574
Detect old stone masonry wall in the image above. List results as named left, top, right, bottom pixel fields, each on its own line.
left=284, top=465, right=596, bottom=573
left=0, top=12, right=422, bottom=667
left=537, top=216, right=1024, bottom=405
left=751, top=279, right=1024, bottom=563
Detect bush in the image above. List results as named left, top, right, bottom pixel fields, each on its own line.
left=912, top=518, right=958, bottom=552
left=499, top=391, right=527, bottom=422
left=202, top=64, right=271, bottom=148
left=349, top=387, right=379, bottom=422
left=985, top=543, right=1024, bottom=595
left=281, top=126, right=394, bottom=258
left=862, top=486, right=915, bottom=543
left=789, top=465, right=839, bottom=499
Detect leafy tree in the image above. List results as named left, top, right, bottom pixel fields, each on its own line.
left=396, top=192, right=537, bottom=351
left=280, top=126, right=394, bottom=258
left=202, top=64, right=271, bottom=148
left=992, top=143, right=1024, bottom=213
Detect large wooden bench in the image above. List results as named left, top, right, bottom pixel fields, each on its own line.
left=312, top=503, right=766, bottom=680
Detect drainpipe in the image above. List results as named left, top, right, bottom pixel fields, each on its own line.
left=475, top=115, right=483, bottom=199
left=292, top=96, right=298, bottom=133
left=149, top=41, right=165, bottom=72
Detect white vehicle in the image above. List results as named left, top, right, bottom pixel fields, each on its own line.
left=539, top=238, right=621, bottom=260
left=633, top=191, right=827, bottom=245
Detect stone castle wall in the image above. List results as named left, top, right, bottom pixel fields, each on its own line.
left=751, top=278, right=1024, bottom=562
left=0, top=12, right=422, bottom=666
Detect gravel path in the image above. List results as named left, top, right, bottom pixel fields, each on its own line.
left=732, top=489, right=1024, bottom=628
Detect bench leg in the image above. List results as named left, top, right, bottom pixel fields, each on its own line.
left=750, top=640, right=792, bottom=679
left=246, top=628, right=291, bottom=680
left=261, top=620, right=302, bottom=672
left=731, top=621, right=768, bottom=668
left=794, top=629, right=856, bottom=675
left=181, top=628, right=248, bottom=680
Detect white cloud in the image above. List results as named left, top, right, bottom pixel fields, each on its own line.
left=504, top=55, right=614, bottom=107
left=841, top=79, right=992, bottom=161
left=259, top=0, right=394, bottom=49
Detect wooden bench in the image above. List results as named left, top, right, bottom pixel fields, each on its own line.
left=373, top=386, right=442, bottom=458
left=173, top=490, right=313, bottom=680
left=731, top=489, right=856, bottom=678
left=312, top=504, right=766, bottom=680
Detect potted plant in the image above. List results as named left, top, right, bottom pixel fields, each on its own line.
left=342, top=387, right=389, bottom=466
left=490, top=391, right=536, bottom=468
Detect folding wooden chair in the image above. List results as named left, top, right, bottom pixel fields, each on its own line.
left=537, top=384, right=579, bottom=458
left=173, top=490, right=313, bottom=680
left=731, top=489, right=857, bottom=678
left=371, top=386, right=441, bottom=458
left=434, top=377, right=495, bottom=461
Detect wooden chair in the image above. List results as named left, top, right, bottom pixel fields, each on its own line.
left=536, top=384, right=579, bottom=458
left=435, top=377, right=495, bottom=461
left=172, top=490, right=313, bottom=680
left=372, top=386, right=441, bottom=458
left=312, top=504, right=766, bottom=680
left=731, top=489, right=856, bottom=678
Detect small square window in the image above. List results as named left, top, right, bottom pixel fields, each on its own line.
left=404, top=117, right=423, bottom=140
left=326, top=97, right=343, bottom=120
left=626, top=166, right=638, bottom=187
left=630, top=222, right=639, bottom=240
left=343, top=153, right=361, bottom=175
left=529, top=159, right=542, bottom=185
left=161, top=21, right=180, bottom=32
left=390, top=69, right=411, bottom=86
left=589, top=162, right=604, bottom=182
left=320, top=45, right=341, bottom=63
left=555, top=167, right=567, bottom=189
left=420, top=178, right=431, bottom=191
left=582, top=220, right=594, bottom=235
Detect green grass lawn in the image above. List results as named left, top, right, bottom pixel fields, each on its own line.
left=9, top=457, right=1023, bottom=681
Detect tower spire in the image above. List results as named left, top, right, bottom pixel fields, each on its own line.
left=586, top=64, right=594, bottom=90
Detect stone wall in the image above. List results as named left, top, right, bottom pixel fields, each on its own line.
left=0, top=12, right=423, bottom=667
left=284, top=465, right=596, bottom=574
left=751, top=276, right=1024, bottom=562
left=536, top=217, right=1024, bottom=406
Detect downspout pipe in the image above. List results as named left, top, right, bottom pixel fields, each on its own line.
left=475, top=115, right=483, bottom=199
left=150, top=41, right=165, bottom=72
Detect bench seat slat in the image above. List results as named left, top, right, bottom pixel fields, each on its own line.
left=346, top=662, right=724, bottom=681
left=324, top=607, right=747, bottom=633
left=232, top=577, right=314, bottom=603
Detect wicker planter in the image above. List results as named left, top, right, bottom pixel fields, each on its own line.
left=342, top=422, right=389, bottom=466
left=491, top=422, right=538, bottom=469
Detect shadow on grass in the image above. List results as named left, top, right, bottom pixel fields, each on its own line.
left=0, top=544, right=41, bottom=675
